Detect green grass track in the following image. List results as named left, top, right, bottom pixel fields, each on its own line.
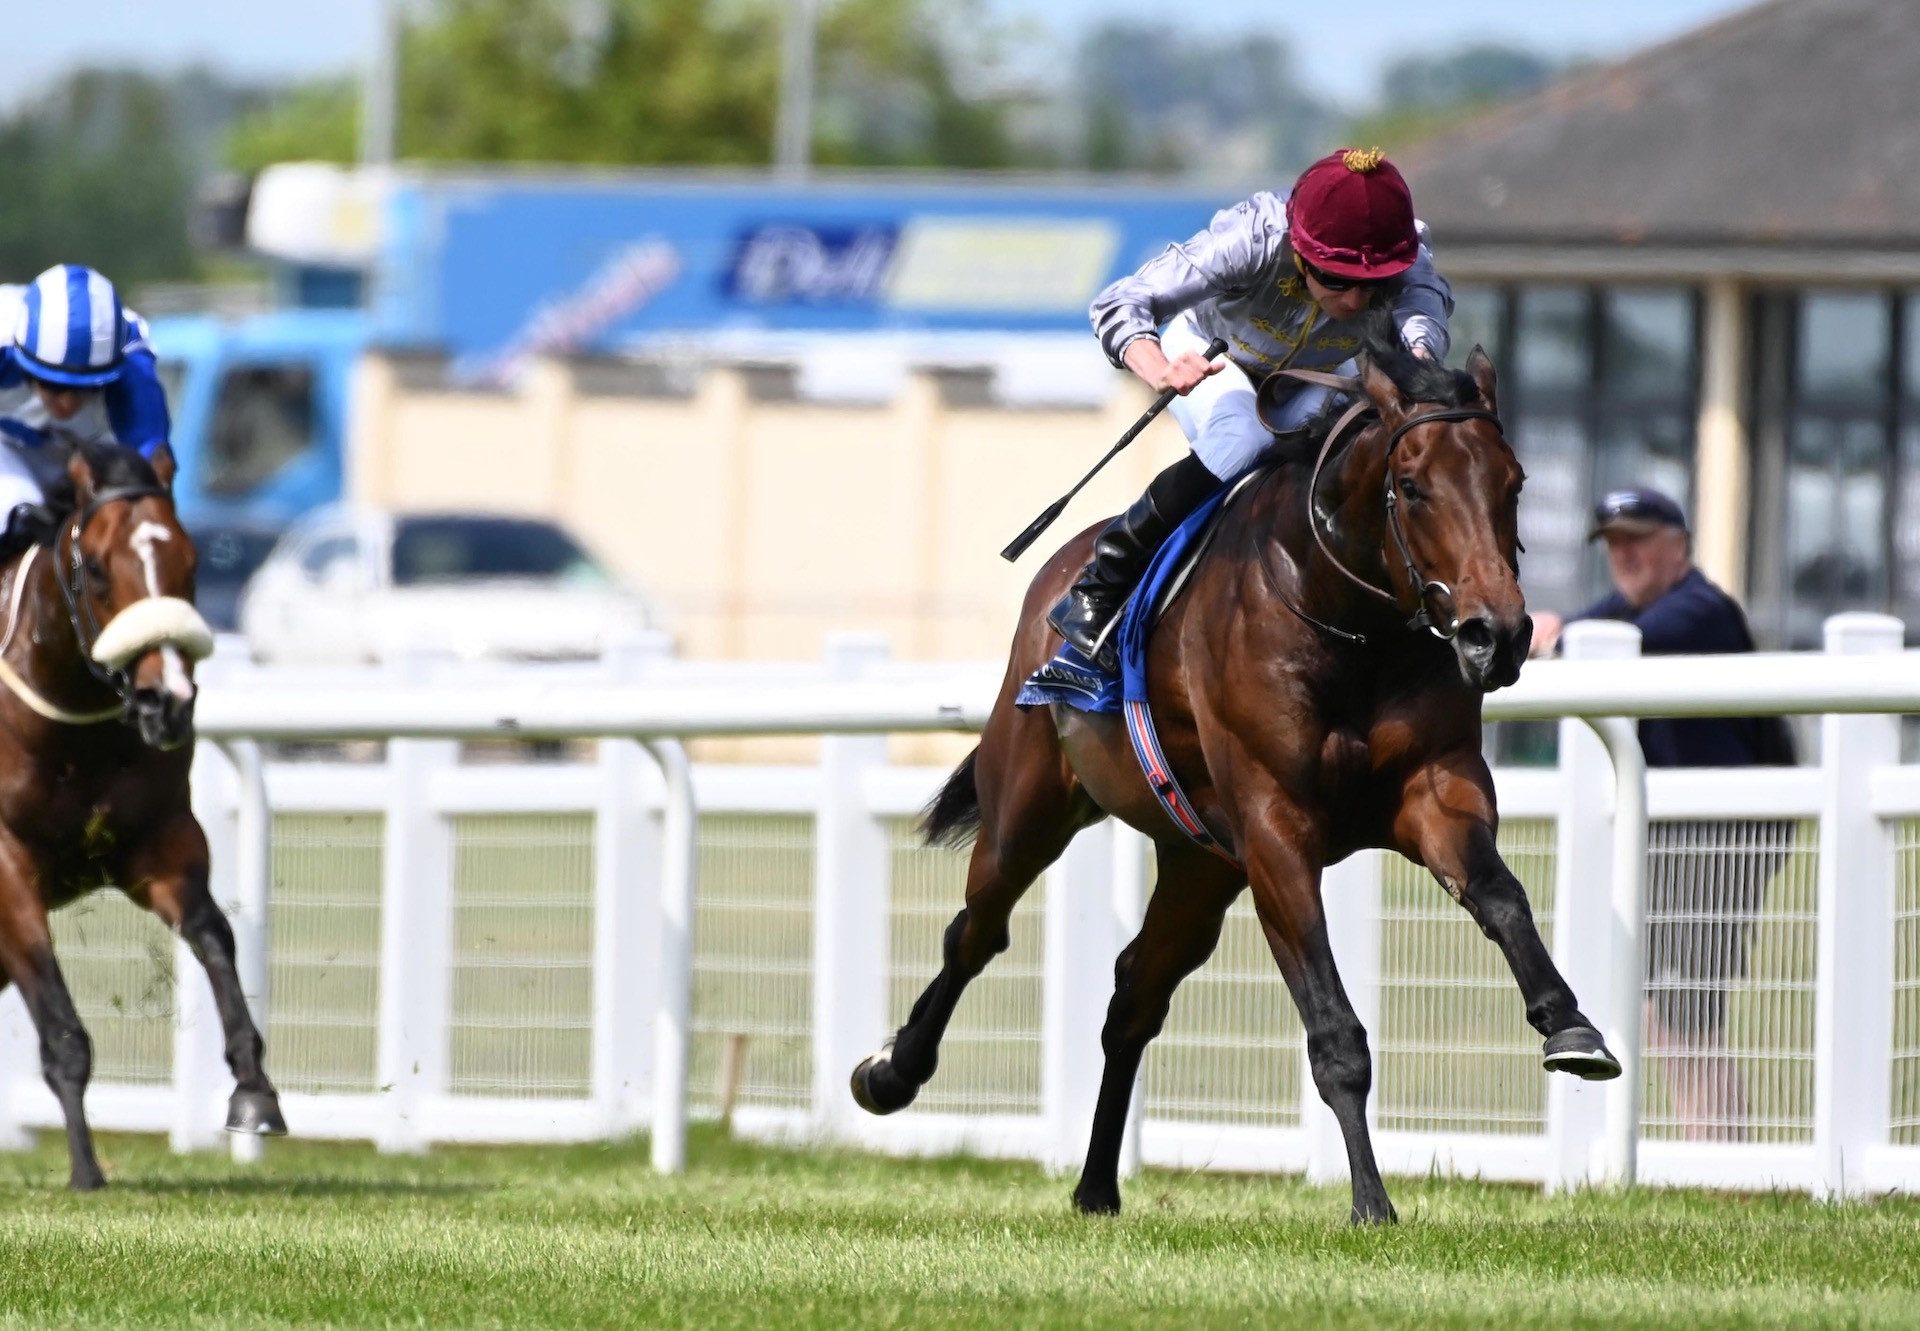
left=0, top=1126, right=1914, bottom=1329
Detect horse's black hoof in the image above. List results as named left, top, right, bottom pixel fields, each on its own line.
left=849, top=1048, right=918, bottom=1116
left=1543, top=1026, right=1622, bottom=1081
left=1073, top=1183, right=1121, bottom=1216
left=69, top=1169, right=106, bottom=1192
left=1351, top=1202, right=1398, bottom=1226
left=226, top=1087, right=289, bottom=1136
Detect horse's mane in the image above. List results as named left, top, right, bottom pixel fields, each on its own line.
left=38, top=436, right=162, bottom=515
left=1276, top=310, right=1487, bottom=459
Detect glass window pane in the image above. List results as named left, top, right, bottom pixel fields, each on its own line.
left=1783, top=416, right=1888, bottom=647
left=1896, top=422, right=1920, bottom=627
left=1515, top=415, right=1587, bottom=614
left=1594, top=413, right=1692, bottom=512
left=205, top=365, right=316, bottom=498
left=1513, top=287, right=1588, bottom=402
left=1448, top=285, right=1503, bottom=369
left=1797, top=292, right=1890, bottom=402
left=1601, top=290, right=1695, bottom=401
left=1905, top=294, right=1920, bottom=400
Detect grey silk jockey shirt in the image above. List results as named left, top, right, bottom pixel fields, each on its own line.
left=1090, top=191, right=1453, bottom=380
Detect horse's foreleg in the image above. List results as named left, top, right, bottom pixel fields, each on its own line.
left=853, top=714, right=1086, bottom=1115
left=1246, top=825, right=1395, bottom=1225
left=1399, top=759, right=1621, bottom=1081
left=124, top=819, right=287, bottom=1135
left=1073, top=843, right=1238, bottom=1215
left=0, top=886, right=103, bottom=1189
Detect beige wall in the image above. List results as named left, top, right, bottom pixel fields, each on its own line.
left=350, top=356, right=1189, bottom=666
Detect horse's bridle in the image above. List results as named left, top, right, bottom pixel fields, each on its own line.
left=1279, top=368, right=1503, bottom=646
left=55, top=483, right=170, bottom=714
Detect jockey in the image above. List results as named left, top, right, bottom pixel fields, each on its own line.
left=1055, top=147, right=1453, bottom=670
left=0, top=264, right=171, bottom=561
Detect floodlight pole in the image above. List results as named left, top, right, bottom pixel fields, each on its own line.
left=775, top=0, right=817, bottom=179
left=362, top=0, right=399, bottom=167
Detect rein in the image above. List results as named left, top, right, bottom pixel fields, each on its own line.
left=0, top=483, right=210, bottom=728
left=1278, top=368, right=1502, bottom=647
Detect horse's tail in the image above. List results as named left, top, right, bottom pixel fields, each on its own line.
left=920, top=747, right=982, bottom=849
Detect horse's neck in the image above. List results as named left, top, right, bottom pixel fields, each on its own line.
left=1257, top=427, right=1401, bottom=631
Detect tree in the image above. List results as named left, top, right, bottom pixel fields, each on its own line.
left=1344, top=43, right=1560, bottom=153
left=1064, top=23, right=1334, bottom=180
left=224, top=0, right=1037, bottom=173
left=0, top=69, right=209, bottom=287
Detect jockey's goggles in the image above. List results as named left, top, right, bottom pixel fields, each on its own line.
left=1296, top=253, right=1385, bottom=294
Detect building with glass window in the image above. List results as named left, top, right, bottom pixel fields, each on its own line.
left=1404, top=0, right=1920, bottom=645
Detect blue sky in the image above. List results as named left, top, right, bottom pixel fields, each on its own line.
left=5, top=0, right=1757, bottom=109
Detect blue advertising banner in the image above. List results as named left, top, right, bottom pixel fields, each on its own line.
left=372, top=173, right=1225, bottom=380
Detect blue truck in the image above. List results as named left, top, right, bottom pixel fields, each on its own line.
left=149, top=306, right=366, bottom=628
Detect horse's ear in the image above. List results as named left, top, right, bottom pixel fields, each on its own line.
left=1359, top=353, right=1410, bottom=422
left=66, top=447, right=96, bottom=506
left=1464, top=344, right=1499, bottom=416
left=149, top=443, right=177, bottom=492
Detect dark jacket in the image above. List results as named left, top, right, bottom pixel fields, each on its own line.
left=1569, top=568, right=1796, bottom=767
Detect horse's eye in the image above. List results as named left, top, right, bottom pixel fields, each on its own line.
left=83, top=556, right=106, bottom=582
left=1398, top=477, right=1423, bottom=503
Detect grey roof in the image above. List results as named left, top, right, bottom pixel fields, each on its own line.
left=1403, top=0, right=1920, bottom=251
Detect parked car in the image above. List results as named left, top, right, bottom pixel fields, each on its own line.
left=238, top=505, right=656, bottom=663
left=187, top=521, right=286, bottom=633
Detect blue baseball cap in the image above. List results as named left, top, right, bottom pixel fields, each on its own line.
left=1588, top=486, right=1688, bottom=541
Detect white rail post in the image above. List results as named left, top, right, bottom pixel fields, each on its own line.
left=221, top=739, right=272, bottom=1165
left=812, top=634, right=891, bottom=1143
left=376, top=654, right=458, bottom=1153
left=1548, top=620, right=1642, bottom=1192
left=644, top=737, right=697, bottom=1174
left=1043, top=820, right=1135, bottom=1175
left=173, top=741, right=237, bottom=1153
left=1813, top=612, right=1901, bottom=1198
left=594, top=633, right=670, bottom=1138
left=1305, top=850, right=1384, bottom=1184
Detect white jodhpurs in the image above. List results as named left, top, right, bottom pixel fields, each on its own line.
left=0, top=443, right=45, bottom=515
left=1160, top=314, right=1358, bottom=481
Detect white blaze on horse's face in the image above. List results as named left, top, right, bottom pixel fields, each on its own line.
left=123, top=520, right=195, bottom=701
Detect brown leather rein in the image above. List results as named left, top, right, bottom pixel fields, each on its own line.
left=1272, top=367, right=1504, bottom=647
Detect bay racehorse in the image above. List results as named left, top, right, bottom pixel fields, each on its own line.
left=0, top=439, right=284, bottom=1188
left=852, top=331, right=1620, bottom=1222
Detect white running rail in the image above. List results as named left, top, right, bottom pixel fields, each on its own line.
left=2, top=615, right=1916, bottom=1199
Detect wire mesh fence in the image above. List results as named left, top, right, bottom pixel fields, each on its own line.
left=48, top=891, right=175, bottom=1087
left=1889, top=818, right=1920, bottom=1146
left=447, top=814, right=595, bottom=1099
left=266, top=813, right=384, bottom=1094
left=690, top=814, right=813, bottom=1114
left=1144, top=890, right=1306, bottom=1128
left=886, top=820, right=1044, bottom=1115
left=1639, top=818, right=1816, bottom=1144
left=1376, top=820, right=1558, bottom=1136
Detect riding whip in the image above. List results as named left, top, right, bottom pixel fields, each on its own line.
left=1000, top=337, right=1229, bottom=562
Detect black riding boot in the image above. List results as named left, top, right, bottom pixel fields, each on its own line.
left=1047, top=453, right=1220, bottom=672
left=0, top=503, right=54, bottom=565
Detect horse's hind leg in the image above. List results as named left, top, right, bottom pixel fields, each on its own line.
left=1074, top=842, right=1240, bottom=1215
left=1245, top=824, right=1396, bottom=1225
left=123, top=816, right=287, bottom=1135
left=0, top=852, right=105, bottom=1188
left=1399, top=761, right=1620, bottom=1079
left=853, top=712, right=1088, bottom=1115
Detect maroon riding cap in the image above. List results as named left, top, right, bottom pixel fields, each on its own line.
left=1286, top=148, right=1419, bottom=281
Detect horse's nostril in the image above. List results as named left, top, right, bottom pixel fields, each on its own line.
left=1457, top=618, right=1496, bottom=654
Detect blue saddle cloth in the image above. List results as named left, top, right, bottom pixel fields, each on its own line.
left=1014, top=484, right=1233, bottom=714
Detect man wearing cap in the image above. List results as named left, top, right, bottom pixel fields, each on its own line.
left=1531, top=486, right=1794, bottom=1140
left=0, top=263, right=172, bottom=561
left=1054, top=147, right=1453, bottom=670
